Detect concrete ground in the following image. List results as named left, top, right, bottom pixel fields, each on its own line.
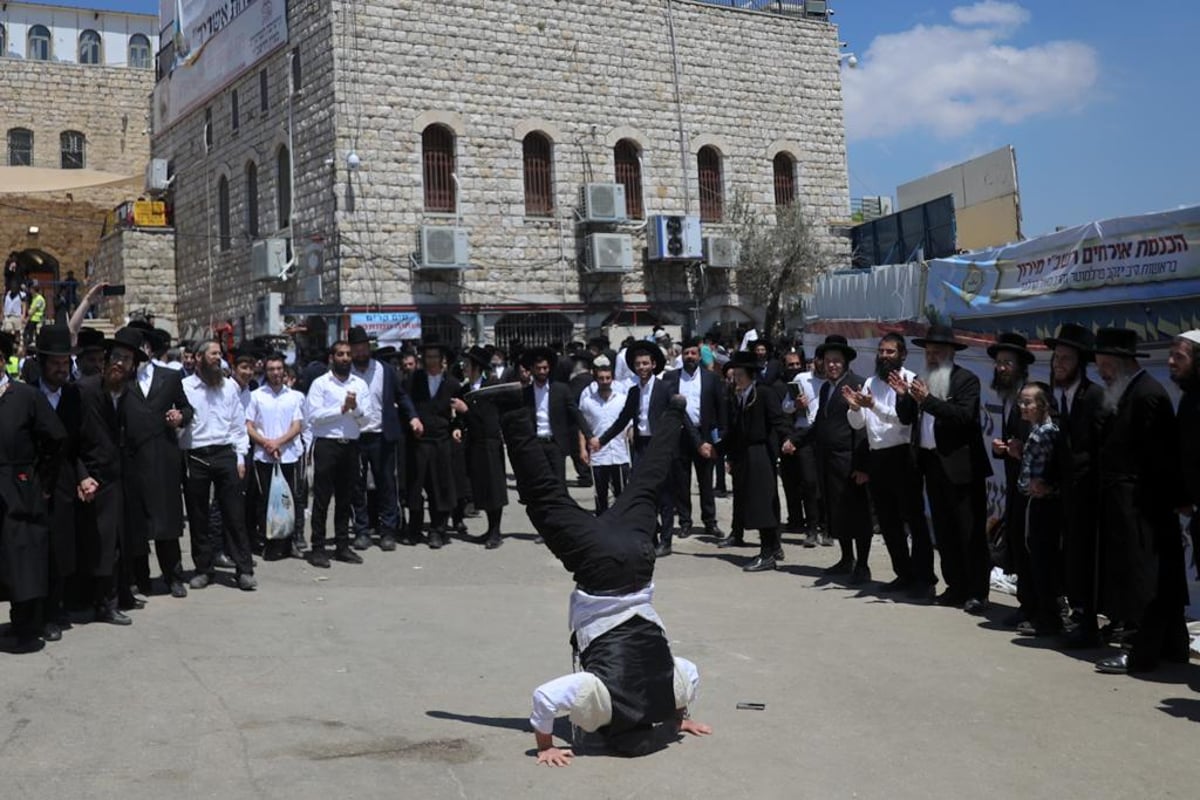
left=2, top=480, right=1198, bottom=800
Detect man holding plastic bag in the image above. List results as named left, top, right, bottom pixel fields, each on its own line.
left=246, top=353, right=304, bottom=560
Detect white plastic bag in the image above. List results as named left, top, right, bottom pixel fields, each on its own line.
left=266, top=463, right=295, bottom=541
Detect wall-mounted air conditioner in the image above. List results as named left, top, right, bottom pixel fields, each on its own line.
left=583, top=233, right=634, bottom=273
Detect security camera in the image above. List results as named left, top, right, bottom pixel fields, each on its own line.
left=846, top=54, right=858, bottom=68
left=347, top=152, right=361, bottom=170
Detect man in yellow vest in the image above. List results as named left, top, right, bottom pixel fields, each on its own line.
left=24, top=280, right=46, bottom=347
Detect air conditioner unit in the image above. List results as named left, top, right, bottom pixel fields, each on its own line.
left=646, top=215, right=703, bottom=261
left=417, top=225, right=470, bottom=269
left=703, top=236, right=740, bottom=269
left=251, top=237, right=289, bottom=281
left=253, top=292, right=283, bottom=336
left=583, top=233, right=634, bottom=273
left=145, top=158, right=169, bottom=191
left=579, top=183, right=628, bottom=223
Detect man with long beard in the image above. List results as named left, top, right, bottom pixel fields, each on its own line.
left=1170, top=331, right=1200, bottom=587
left=986, top=333, right=1035, bottom=627
left=1092, top=329, right=1188, bottom=674
left=1044, top=323, right=1107, bottom=646
left=894, top=324, right=992, bottom=612
left=844, top=333, right=935, bottom=598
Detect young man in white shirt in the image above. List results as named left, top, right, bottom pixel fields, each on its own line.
left=180, top=341, right=257, bottom=591
left=246, top=353, right=305, bottom=561
left=842, top=333, right=935, bottom=598
left=304, top=340, right=372, bottom=567
left=578, top=360, right=630, bottom=513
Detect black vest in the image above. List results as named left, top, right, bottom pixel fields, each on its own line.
left=578, top=616, right=677, bottom=741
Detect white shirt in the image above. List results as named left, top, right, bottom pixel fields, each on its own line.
left=677, top=366, right=702, bottom=426
left=569, top=583, right=664, bottom=653
left=305, top=371, right=371, bottom=440
left=919, top=406, right=938, bottom=450
left=635, top=375, right=657, bottom=435
left=137, top=361, right=155, bottom=397
left=3, top=291, right=25, bottom=317
left=847, top=369, right=915, bottom=450
left=529, top=657, right=700, bottom=735
left=39, top=380, right=62, bottom=411
left=426, top=371, right=443, bottom=400
left=246, top=383, right=305, bottom=464
left=782, top=370, right=823, bottom=428
left=614, top=348, right=632, bottom=386
left=179, top=375, right=251, bottom=465
left=579, top=386, right=630, bottom=466
left=352, top=359, right=385, bottom=434
left=533, top=381, right=552, bottom=438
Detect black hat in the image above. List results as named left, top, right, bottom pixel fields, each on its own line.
left=36, top=324, right=75, bottom=357
left=77, top=327, right=106, bottom=353
left=570, top=350, right=594, bottom=367
left=347, top=325, right=371, bottom=346
left=725, top=350, right=759, bottom=373
left=681, top=336, right=702, bottom=350
left=814, top=334, right=857, bottom=362
left=519, top=345, right=558, bottom=370
left=912, top=323, right=968, bottom=351
left=107, top=327, right=149, bottom=363
left=1092, top=328, right=1148, bottom=359
left=1044, top=323, right=1095, bottom=362
left=151, top=328, right=173, bottom=350
left=232, top=343, right=264, bottom=365
left=126, top=319, right=154, bottom=333
left=624, top=340, right=666, bottom=374
left=418, top=339, right=456, bottom=360
left=371, top=345, right=398, bottom=360
left=0, top=330, right=15, bottom=359
left=986, top=332, right=1035, bottom=365
left=463, top=345, right=493, bottom=370
left=587, top=335, right=610, bottom=350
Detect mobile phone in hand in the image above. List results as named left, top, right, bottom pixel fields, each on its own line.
left=102, top=284, right=126, bottom=296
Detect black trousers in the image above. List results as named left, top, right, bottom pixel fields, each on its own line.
left=1062, top=484, right=1100, bottom=628
left=918, top=449, right=989, bottom=601
left=591, top=463, right=630, bottom=514
left=1025, top=496, right=1063, bottom=630
left=670, top=438, right=717, bottom=531
left=311, top=439, right=359, bottom=552
left=631, top=434, right=673, bottom=543
left=254, top=461, right=300, bottom=555
left=184, top=447, right=254, bottom=576
left=352, top=433, right=401, bottom=539
left=502, top=406, right=684, bottom=592
left=820, top=451, right=872, bottom=565
left=780, top=438, right=822, bottom=530
left=868, top=445, right=935, bottom=585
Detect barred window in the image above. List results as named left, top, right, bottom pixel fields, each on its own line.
left=129, top=34, right=152, bottom=69
left=8, top=128, right=33, bottom=166
left=79, top=30, right=101, bottom=65
left=422, top=124, right=456, bottom=213
left=60, top=131, right=85, bottom=169
left=613, top=139, right=643, bottom=220
left=773, top=152, right=797, bottom=208
left=523, top=132, right=554, bottom=217
left=697, top=146, right=724, bottom=223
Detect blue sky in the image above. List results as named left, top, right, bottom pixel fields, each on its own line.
left=61, top=0, right=1198, bottom=238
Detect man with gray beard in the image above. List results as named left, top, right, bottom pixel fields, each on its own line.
left=1169, top=331, right=1200, bottom=583
left=894, top=324, right=993, bottom=612
left=1092, top=329, right=1188, bottom=674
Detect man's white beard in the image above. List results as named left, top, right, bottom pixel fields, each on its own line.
left=926, top=364, right=952, bottom=399
left=1101, top=371, right=1134, bottom=413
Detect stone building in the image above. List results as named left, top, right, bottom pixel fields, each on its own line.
left=0, top=2, right=163, bottom=329
left=155, top=0, right=849, bottom=347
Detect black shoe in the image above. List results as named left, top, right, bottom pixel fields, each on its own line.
left=308, top=550, right=331, bottom=569
left=818, top=533, right=834, bottom=547
left=704, top=525, right=724, bottom=539
left=452, top=521, right=469, bottom=537
left=1016, top=620, right=1061, bottom=637
left=935, top=590, right=964, bottom=607
left=290, top=542, right=305, bottom=559
left=42, top=622, right=63, bottom=642
left=353, top=533, right=373, bottom=551
left=655, top=543, right=672, bottom=557
left=743, top=556, right=777, bottom=573
left=849, top=565, right=872, bottom=585
left=1001, top=610, right=1027, bottom=628
left=334, top=547, right=364, bottom=564
left=823, top=559, right=854, bottom=575
left=170, top=581, right=188, bottom=599
left=11, top=634, right=45, bottom=653
left=676, top=526, right=693, bottom=540
left=802, top=532, right=819, bottom=548
left=774, top=548, right=785, bottom=562
left=188, top=573, right=214, bottom=590
left=907, top=583, right=937, bottom=602
left=1095, top=653, right=1130, bottom=675
left=378, top=533, right=397, bottom=552
left=118, top=596, right=146, bottom=610
left=96, top=607, right=133, bottom=626
left=877, top=577, right=911, bottom=593
left=428, top=530, right=445, bottom=550
left=485, top=533, right=503, bottom=550
left=237, top=573, right=259, bottom=591
left=213, top=553, right=235, bottom=569
left=400, top=534, right=422, bottom=547
left=963, top=598, right=989, bottom=615
left=716, top=535, right=745, bottom=549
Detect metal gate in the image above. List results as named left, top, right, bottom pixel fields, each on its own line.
left=494, top=312, right=574, bottom=350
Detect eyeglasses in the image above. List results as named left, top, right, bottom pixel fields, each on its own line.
left=1017, top=398, right=1039, bottom=407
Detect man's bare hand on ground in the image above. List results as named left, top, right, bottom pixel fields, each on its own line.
left=536, top=746, right=574, bottom=767
left=680, top=719, right=713, bottom=736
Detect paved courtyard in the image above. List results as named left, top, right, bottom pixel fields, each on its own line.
left=3, top=482, right=1198, bottom=799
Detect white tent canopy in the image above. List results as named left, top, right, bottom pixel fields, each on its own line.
left=0, top=166, right=141, bottom=194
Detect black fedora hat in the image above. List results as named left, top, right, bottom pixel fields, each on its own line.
left=814, top=334, right=857, bottom=362
left=519, top=345, right=558, bottom=370
left=624, top=340, right=666, bottom=374
left=912, top=323, right=968, bottom=351
left=347, top=325, right=372, bottom=346
left=371, top=345, right=398, bottom=360
left=107, top=327, right=149, bottom=363
left=418, top=339, right=456, bottom=360
left=1044, top=323, right=1095, bottom=361
left=725, top=350, right=760, bottom=373
left=463, top=345, right=493, bottom=370
left=77, top=327, right=106, bottom=353
left=36, top=324, right=75, bottom=357
left=986, top=332, right=1035, bottom=365
left=1093, top=328, right=1148, bottom=359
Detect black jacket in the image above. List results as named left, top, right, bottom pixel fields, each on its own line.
left=406, top=370, right=461, bottom=441
left=123, top=364, right=192, bottom=542
left=660, top=366, right=727, bottom=450
left=599, top=375, right=673, bottom=446
left=897, top=365, right=992, bottom=485
left=813, top=372, right=869, bottom=477
left=524, top=380, right=593, bottom=456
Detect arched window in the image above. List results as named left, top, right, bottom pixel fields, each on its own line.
left=129, top=33, right=151, bottom=69
left=8, top=128, right=33, bottom=166
left=246, top=162, right=259, bottom=239
left=422, top=124, right=456, bottom=213
left=28, top=25, right=51, bottom=61
left=697, top=146, right=724, bottom=223
left=60, top=131, right=85, bottom=169
left=773, top=152, right=797, bottom=208
left=231, top=89, right=240, bottom=131
left=522, top=132, right=554, bottom=217
left=613, top=139, right=643, bottom=220
left=276, top=146, right=292, bottom=229
left=217, top=176, right=231, bottom=251
left=79, top=30, right=101, bottom=65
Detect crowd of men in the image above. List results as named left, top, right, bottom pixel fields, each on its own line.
left=1, top=313, right=1196, bottom=678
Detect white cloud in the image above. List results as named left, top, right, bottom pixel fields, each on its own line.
left=842, top=3, right=1099, bottom=142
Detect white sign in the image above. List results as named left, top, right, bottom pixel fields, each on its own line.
left=349, top=313, right=422, bottom=345
left=153, top=0, right=288, bottom=131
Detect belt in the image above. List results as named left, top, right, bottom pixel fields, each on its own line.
left=189, top=444, right=232, bottom=457
left=319, top=437, right=355, bottom=445
left=536, top=436, right=555, bottom=442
